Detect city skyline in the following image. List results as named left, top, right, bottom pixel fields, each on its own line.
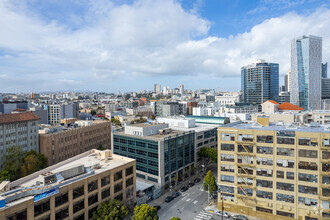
left=0, top=0, right=330, bottom=92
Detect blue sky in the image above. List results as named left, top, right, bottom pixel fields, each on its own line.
left=0, top=0, right=329, bottom=93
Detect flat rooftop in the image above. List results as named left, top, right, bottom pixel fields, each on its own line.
left=0, top=150, right=134, bottom=208
left=167, top=123, right=219, bottom=133
left=115, top=129, right=191, bottom=141
left=221, top=122, right=330, bottom=134
left=127, top=123, right=166, bottom=128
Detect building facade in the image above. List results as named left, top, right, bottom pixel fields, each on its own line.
left=39, top=121, right=111, bottom=166
left=241, top=60, right=279, bottom=107
left=290, top=35, right=322, bottom=110
left=47, top=103, right=79, bottom=125
left=217, top=123, right=330, bottom=220
left=0, top=112, right=40, bottom=168
left=322, top=78, right=330, bottom=99
left=0, top=149, right=136, bottom=220
left=113, top=124, right=195, bottom=191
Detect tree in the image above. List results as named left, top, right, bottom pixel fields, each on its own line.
left=97, top=144, right=106, bottom=151
left=197, top=147, right=217, bottom=172
left=111, top=118, right=121, bottom=126
left=93, top=199, right=129, bottom=220
left=132, top=204, right=158, bottom=220
left=91, top=110, right=97, bottom=115
left=21, top=150, right=48, bottom=177
left=3, top=146, right=25, bottom=181
left=170, top=217, right=181, bottom=220
left=203, top=170, right=217, bottom=194
left=0, top=170, right=8, bottom=183
left=151, top=115, right=156, bottom=120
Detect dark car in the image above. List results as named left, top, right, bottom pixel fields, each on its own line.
left=172, top=191, right=181, bottom=198
left=180, top=186, right=188, bottom=192
left=165, top=196, right=174, bottom=203
left=232, top=215, right=248, bottom=220
left=187, top=182, right=195, bottom=188
left=194, top=178, right=201, bottom=183
left=153, top=206, right=161, bottom=211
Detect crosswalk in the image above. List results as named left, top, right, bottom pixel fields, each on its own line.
left=194, top=211, right=213, bottom=220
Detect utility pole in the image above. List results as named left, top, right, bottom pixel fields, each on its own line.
left=221, top=190, right=224, bottom=220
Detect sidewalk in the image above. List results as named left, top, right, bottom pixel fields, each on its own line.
left=203, top=204, right=263, bottom=220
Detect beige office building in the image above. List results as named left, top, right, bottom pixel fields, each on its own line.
left=39, top=121, right=111, bottom=166
left=217, top=122, right=330, bottom=220
left=0, top=149, right=136, bottom=220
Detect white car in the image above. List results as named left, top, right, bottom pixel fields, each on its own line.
left=216, top=211, right=230, bottom=218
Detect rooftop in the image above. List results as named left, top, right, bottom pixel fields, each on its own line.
left=278, top=102, right=304, bottom=111
left=221, top=121, right=330, bottom=134
left=0, top=150, right=134, bottom=208
left=115, top=129, right=191, bottom=141
left=128, top=123, right=166, bottom=128
left=0, top=112, right=40, bottom=125
left=262, top=100, right=279, bottom=105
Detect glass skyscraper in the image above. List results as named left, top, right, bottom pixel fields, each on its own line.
left=241, top=60, right=279, bottom=108
left=290, top=35, right=322, bottom=110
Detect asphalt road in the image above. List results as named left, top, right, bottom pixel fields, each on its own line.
left=157, top=181, right=229, bottom=220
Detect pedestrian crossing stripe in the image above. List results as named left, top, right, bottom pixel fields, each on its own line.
left=194, top=211, right=213, bottom=220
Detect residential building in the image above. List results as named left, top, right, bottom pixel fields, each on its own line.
left=151, top=101, right=185, bottom=117
left=39, top=121, right=111, bottom=166
left=290, top=35, right=322, bottom=110
left=241, top=60, right=279, bottom=108
left=29, top=106, right=48, bottom=124
left=187, top=101, right=198, bottom=115
left=199, top=94, right=215, bottom=102
left=219, top=104, right=259, bottom=114
left=113, top=123, right=195, bottom=192
left=30, top=93, right=40, bottom=99
left=217, top=122, right=330, bottom=220
left=47, top=103, right=79, bottom=125
left=0, top=112, right=40, bottom=168
left=179, top=85, right=184, bottom=95
left=215, top=95, right=239, bottom=106
left=0, top=101, right=29, bottom=114
left=0, top=149, right=136, bottom=220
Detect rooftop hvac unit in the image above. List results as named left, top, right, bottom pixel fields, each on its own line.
left=59, top=164, right=85, bottom=180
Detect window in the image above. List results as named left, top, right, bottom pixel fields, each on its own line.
left=298, top=150, right=317, bottom=158
left=298, top=185, right=318, bottom=195
left=55, top=207, right=69, bottom=219
left=256, top=207, right=272, bottom=214
left=238, top=134, right=253, bottom=142
left=256, top=157, right=273, bottom=166
left=256, top=190, right=273, bottom=200
left=237, top=177, right=253, bottom=185
left=101, top=176, right=110, bottom=187
left=277, top=159, right=294, bottom=168
left=221, top=154, right=234, bottom=162
left=299, top=161, right=317, bottom=171
left=126, top=177, right=133, bottom=187
left=221, top=144, right=234, bottom=151
left=276, top=211, right=294, bottom=218
left=298, top=197, right=318, bottom=207
left=277, top=182, right=294, bottom=191
left=237, top=188, right=253, bottom=196
left=34, top=200, right=50, bottom=217
left=256, top=169, right=273, bottom=177
left=219, top=185, right=234, bottom=194
left=89, top=206, right=98, bottom=219
left=102, top=188, right=110, bottom=199
left=73, top=186, right=84, bottom=199
left=298, top=173, right=318, bottom=183
left=88, top=180, right=98, bottom=192
left=277, top=171, right=284, bottom=178
left=238, top=145, right=253, bottom=153
left=286, top=172, right=294, bottom=180
left=277, top=137, right=294, bottom=145
left=277, top=148, right=294, bottom=157
left=323, top=139, right=330, bottom=147
left=221, top=133, right=235, bottom=141
left=277, top=193, right=294, bottom=203
left=257, top=146, right=273, bottom=155
left=238, top=156, right=253, bottom=164
left=221, top=175, right=234, bottom=183
left=256, top=180, right=273, bottom=188
left=257, top=135, right=273, bottom=143
left=298, top=138, right=318, bottom=146
left=114, top=182, right=123, bottom=193
left=55, top=192, right=68, bottom=207
left=88, top=193, right=98, bottom=205
left=322, top=188, right=330, bottom=197
left=73, top=200, right=85, bottom=213
left=322, top=151, right=330, bottom=160
left=126, top=166, right=133, bottom=176
left=221, top=165, right=235, bottom=173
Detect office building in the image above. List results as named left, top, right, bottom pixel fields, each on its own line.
left=47, top=103, right=79, bottom=125
left=154, top=84, right=161, bottom=94
left=322, top=63, right=328, bottom=78
left=0, top=101, right=29, bottom=114
left=0, top=149, right=136, bottom=220
left=285, top=71, right=290, bottom=92
left=217, top=121, right=330, bottom=220
left=30, top=93, right=40, bottom=99
left=179, top=85, right=184, bottom=95
left=30, top=106, right=48, bottom=124
left=0, top=112, right=40, bottom=168
left=322, top=78, right=330, bottom=99
left=241, top=60, right=279, bottom=108
left=39, top=121, right=111, bottom=166
left=113, top=123, right=195, bottom=192
left=290, top=35, right=322, bottom=110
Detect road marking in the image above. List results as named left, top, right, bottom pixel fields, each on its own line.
left=193, top=200, right=198, bottom=204
left=186, top=198, right=191, bottom=202
left=194, top=211, right=213, bottom=220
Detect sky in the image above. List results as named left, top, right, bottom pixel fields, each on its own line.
left=0, top=0, right=329, bottom=93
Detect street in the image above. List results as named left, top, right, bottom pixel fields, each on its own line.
left=156, top=181, right=230, bottom=220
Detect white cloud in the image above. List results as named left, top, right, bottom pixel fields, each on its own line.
left=0, top=0, right=329, bottom=92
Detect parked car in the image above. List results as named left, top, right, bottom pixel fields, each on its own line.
left=153, top=206, right=161, bottom=211
left=187, top=182, right=195, bottom=188
left=232, top=214, right=248, bottom=220
left=194, top=177, right=201, bottom=183
left=165, top=196, right=174, bottom=203
left=172, top=191, right=181, bottom=198
left=216, top=211, right=230, bottom=218
left=180, top=186, right=188, bottom=192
